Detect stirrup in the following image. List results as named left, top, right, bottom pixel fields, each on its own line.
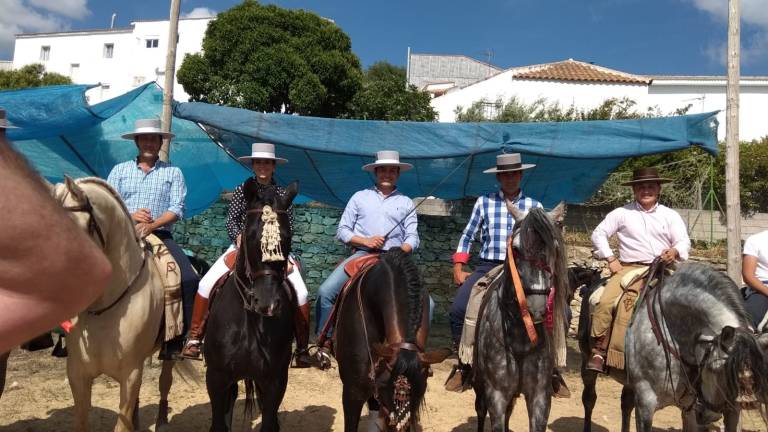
left=312, top=346, right=333, bottom=370
left=585, top=353, right=606, bottom=373
left=180, top=340, right=202, bottom=360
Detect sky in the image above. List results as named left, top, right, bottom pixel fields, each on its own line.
left=1, top=0, right=767, bottom=76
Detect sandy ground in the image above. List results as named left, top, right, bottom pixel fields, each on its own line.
left=1, top=333, right=766, bottom=432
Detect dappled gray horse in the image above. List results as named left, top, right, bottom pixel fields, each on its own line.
left=626, top=262, right=768, bottom=431
left=473, top=203, right=569, bottom=432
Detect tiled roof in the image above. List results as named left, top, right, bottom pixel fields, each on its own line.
left=512, top=59, right=650, bottom=84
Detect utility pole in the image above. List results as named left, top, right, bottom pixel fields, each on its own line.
left=160, top=0, right=181, bottom=162
left=725, top=0, right=742, bottom=282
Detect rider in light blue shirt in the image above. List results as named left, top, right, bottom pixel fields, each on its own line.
left=315, top=151, right=425, bottom=339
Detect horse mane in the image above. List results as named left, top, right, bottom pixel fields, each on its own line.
left=380, top=248, right=424, bottom=342
left=516, top=207, right=569, bottom=298
left=672, top=262, right=751, bottom=325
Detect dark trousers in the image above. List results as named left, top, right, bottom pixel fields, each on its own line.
left=745, top=288, right=768, bottom=328
left=449, top=261, right=501, bottom=345
left=153, top=230, right=200, bottom=334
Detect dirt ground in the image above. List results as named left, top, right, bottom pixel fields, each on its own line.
left=1, top=333, right=766, bottom=432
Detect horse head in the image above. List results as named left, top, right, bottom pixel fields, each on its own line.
left=507, top=202, right=567, bottom=322
left=696, top=325, right=768, bottom=412
left=238, top=180, right=298, bottom=316
left=371, top=343, right=451, bottom=431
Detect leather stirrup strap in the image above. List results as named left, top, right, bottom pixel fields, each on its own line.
left=507, top=241, right=538, bottom=345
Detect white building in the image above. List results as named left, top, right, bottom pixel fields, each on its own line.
left=12, top=17, right=212, bottom=103
left=418, top=57, right=768, bottom=141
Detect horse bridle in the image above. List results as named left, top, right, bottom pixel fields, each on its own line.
left=509, top=228, right=553, bottom=297
left=232, top=206, right=292, bottom=312
left=63, top=197, right=106, bottom=248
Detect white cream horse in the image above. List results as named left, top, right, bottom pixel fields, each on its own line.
left=53, top=176, right=165, bottom=432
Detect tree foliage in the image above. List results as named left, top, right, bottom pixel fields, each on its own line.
left=343, top=62, right=436, bottom=121
left=177, top=0, right=362, bottom=117
left=0, top=64, right=71, bottom=90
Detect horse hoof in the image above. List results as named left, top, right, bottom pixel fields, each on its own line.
left=155, top=400, right=169, bottom=429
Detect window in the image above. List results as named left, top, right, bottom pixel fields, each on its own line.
left=481, top=101, right=501, bottom=119
left=145, top=38, right=159, bottom=48
left=103, top=43, right=114, bottom=58
left=40, top=46, right=50, bottom=61
left=69, top=63, right=80, bottom=80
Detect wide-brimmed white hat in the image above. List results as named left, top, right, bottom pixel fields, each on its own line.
left=121, top=118, right=175, bottom=140
left=237, top=143, right=288, bottom=164
left=0, top=109, right=18, bottom=129
left=483, top=153, right=535, bottom=174
left=362, top=150, right=413, bottom=172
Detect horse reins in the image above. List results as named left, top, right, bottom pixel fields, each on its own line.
left=505, top=239, right=541, bottom=345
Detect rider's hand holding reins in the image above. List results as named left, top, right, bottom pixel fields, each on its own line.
left=131, top=208, right=153, bottom=224
left=659, top=247, right=679, bottom=264
left=453, top=263, right=471, bottom=285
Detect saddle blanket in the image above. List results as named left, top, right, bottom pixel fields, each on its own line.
left=589, top=266, right=648, bottom=370
left=458, top=265, right=505, bottom=365
left=145, top=234, right=183, bottom=342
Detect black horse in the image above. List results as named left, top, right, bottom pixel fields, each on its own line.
left=203, top=180, right=298, bottom=432
left=334, top=249, right=451, bottom=432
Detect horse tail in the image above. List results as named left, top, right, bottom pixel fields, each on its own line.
left=389, top=349, right=427, bottom=426
left=243, top=378, right=258, bottom=420
left=723, top=330, right=768, bottom=411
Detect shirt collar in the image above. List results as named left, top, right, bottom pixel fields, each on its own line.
left=498, top=189, right=523, bottom=203
left=134, top=158, right=167, bottom=171
left=372, top=185, right=400, bottom=198
left=634, top=201, right=659, bottom=213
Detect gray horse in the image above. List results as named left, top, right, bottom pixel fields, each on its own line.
left=627, top=262, right=768, bottom=431
left=473, top=203, right=569, bottom=432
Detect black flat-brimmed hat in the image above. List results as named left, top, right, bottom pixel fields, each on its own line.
left=621, top=167, right=672, bottom=186
left=483, top=153, right=535, bottom=174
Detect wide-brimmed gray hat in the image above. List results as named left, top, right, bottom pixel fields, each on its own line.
left=362, top=150, right=413, bottom=172
left=237, top=143, right=288, bottom=164
left=483, top=153, right=535, bottom=174
left=621, top=167, right=672, bottom=186
left=0, top=109, right=18, bottom=129
left=121, top=118, right=175, bottom=140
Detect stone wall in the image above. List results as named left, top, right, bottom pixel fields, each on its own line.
left=172, top=198, right=478, bottom=322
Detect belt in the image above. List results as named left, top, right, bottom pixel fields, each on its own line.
left=620, top=261, right=650, bottom=266
left=481, top=259, right=505, bottom=265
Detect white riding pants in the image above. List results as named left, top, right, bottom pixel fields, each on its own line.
left=197, top=244, right=309, bottom=306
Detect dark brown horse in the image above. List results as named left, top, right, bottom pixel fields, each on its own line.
left=203, top=180, right=298, bottom=432
left=334, top=249, right=451, bottom=432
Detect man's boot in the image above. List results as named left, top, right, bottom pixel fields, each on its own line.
left=292, top=303, right=312, bottom=368
left=180, top=293, right=209, bottom=360
left=444, top=362, right=472, bottom=393
left=586, top=335, right=609, bottom=373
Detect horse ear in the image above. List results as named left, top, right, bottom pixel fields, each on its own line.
left=65, top=175, right=87, bottom=203
left=417, top=348, right=452, bottom=365
left=548, top=201, right=566, bottom=223
left=372, top=343, right=396, bottom=361
left=757, top=332, right=768, bottom=353
left=719, top=326, right=736, bottom=351
left=506, top=199, right=526, bottom=224
left=281, top=181, right=299, bottom=207
left=242, top=178, right=259, bottom=204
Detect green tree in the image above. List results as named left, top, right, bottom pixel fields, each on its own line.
left=0, top=64, right=71, bottom=90
left=344, top=62, right=436, bottom=121
left=177, top=0, right=362, bottom=117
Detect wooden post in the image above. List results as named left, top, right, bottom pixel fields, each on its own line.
left=725, top=0, right=742, bottom=283
left=159, top=0, right=181, bottom=162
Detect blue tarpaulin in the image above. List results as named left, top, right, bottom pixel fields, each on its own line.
left=2, top=83, right=251, bottom=216
left=1, top=83, right=719, bottom=212
left=174, top=102, right=719, bottom=208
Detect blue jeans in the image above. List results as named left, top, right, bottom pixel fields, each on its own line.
left=449, top=261, right=500, bottom=345
left=315, top=250, right=435, bottom=337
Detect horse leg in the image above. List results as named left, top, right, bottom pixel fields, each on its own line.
left=0, top=351, right=9, bottom=400
left=681, top=408, right=709, bottom=432
left=206, top=368, right=235, bottom=432
left=721, top=408, right=741, bottom=432
left=580, top=364, right=597, bottom=432
left=474, top=392, right=487, bottom=432
left=68, top=360, right=95, bottom=432
left=156, top=359, right=174, bottom=429
left=342, top=387, right=367, bottom=432
left=115, top=366, right=143, bottom=432
left=485, top=389, right=510, bottom=432
left=525, top=385, right=552, bottom=432
left=258, top=374, right=288, bottom=432
left=619, top=386, right=635, bottom=432
left=632, top=383, right=657, bottom=432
